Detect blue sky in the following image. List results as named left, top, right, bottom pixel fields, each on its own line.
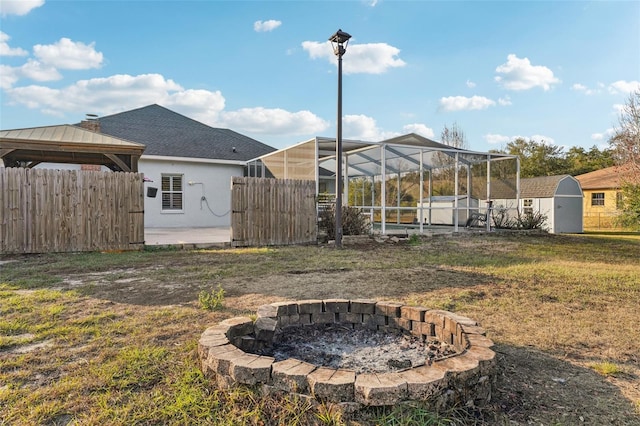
left=1, top=0, right=638, bottom=153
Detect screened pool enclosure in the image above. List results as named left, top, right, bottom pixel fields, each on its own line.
left=246, top=133, right=520, bottom=234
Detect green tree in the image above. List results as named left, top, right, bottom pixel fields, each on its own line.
left=609, top=89, right=640, bottom=230
left=565, top=145, right=614, bottom=176
left=504, top=138, right=568, bottom=178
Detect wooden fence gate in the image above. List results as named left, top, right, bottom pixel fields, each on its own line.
left=0, top=168, right=144, bottom=254
left=231, top=177, right=317, bottom=246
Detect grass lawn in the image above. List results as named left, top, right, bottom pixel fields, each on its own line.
left=1, top=232, right=639, bottom=425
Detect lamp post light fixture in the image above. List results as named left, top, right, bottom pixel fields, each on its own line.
left=329, top=29, right=351, bottom=248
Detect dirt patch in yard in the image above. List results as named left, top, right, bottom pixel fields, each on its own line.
left=2, top=233, right=639, bottom=425
left=57, top=263, right=489, bottom=307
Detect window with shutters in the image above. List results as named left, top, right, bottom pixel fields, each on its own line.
left=161, top=174, right=183, bottom=211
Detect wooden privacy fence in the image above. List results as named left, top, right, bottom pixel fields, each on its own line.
left=0, top=168, right=144, bottom=254
left=231, top=177, right=317, bottom=246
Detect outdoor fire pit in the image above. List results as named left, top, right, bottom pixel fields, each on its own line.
left=198, top=299, right=496, bottom=408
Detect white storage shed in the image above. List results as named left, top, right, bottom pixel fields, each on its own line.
left=493, top=175, right=583, bottom=233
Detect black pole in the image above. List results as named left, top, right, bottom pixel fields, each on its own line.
left=335, top=49, right=343, bottom=248
left=329, top=29, right=350, bottom=248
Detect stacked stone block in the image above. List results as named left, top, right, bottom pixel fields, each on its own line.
left=199, top=299, right=497, bottom=408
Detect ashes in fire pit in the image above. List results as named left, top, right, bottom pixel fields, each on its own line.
left=259, top=323, right=458, bottom=373
left=198, top=299, right=497, bottom=408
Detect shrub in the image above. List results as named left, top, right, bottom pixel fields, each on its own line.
left=515, top=210, right=548, bottom=230
left=616, top=182, right=640, bottom=231
left=319, top=205, right=371, bottom=240
left=408, top=234, right=421, bottom=245
left=491, top=204, right=516, bottom=229
left=489, top=204, right=547, bottom=231
left=198, top=285, right=225, bottom=310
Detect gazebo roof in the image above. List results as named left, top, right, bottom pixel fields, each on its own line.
left=0, top=125, right=145, bottom=172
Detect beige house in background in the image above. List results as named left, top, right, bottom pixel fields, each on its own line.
left=575, top=165, right=636, bottom=230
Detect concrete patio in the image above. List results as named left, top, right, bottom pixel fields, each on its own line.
left=144, top=227, right=231, bottom=248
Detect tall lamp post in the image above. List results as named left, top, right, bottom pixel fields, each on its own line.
left=329, top=29, right=351, bottom=248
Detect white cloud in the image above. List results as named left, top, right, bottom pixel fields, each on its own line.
left=571, top=83, right=600, bottom=95
left=302, top=40, right=406, bottom=75
left=466, top=79, right=476, bottom=88
left=342, top=114, right=397, bottom=141
left=3, top=71, right=330, bottom=138
left=5, top=73, right=184, bottom=115
left=0, top=37, right=102, bottom=88
left=0, top=31, right=28, bottom=56
left=402, top=123, right=435, bottom=139
left=0, top=64, right=19, bottom=89
left=33, top=38, right=103, bottom=70
left=530, top=134, right=555, bottom=145
left=484, top=133, right=555, bottom=145
left=0, top=59, right=63, bottom=90
left=591, top=128, right=615, bottom=141
left=572, top=83, right=587, bottom=93
left=367, top=0, right=379, bottom=7
left=495, top=54, right=560, bottom=91
left=20, top=59, right=61, bottom=81
left=343, top=114, right=380, bottom=140
left=612, top=103, right=625, bottom=114
left=484, top=134, right=511, bottom=145
left=164, top=89, right=226, bottom=123
left=0, top=0, right=44, bottom=16
left=339, top=115, right=435, bottom=141
left=253, top=20, right=282, bottom=32
left=220, top=107, right=328, bottom=135
left=439, top=95, right=496, bottom=112
left=498, top=96, right=512, bottom=106
left=608, top=80, right=640, bottom=94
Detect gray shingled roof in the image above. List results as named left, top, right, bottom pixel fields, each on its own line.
left=520, top=175, right=570, bottom=198
left=87, top=104, right=275, bottom=162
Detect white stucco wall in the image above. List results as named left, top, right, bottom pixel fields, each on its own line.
left=27, top=157, right=244, bottom=228
left=140, top=156, right=245, bottom=228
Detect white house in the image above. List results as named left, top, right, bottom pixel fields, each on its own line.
left=0, top=105, right=276, bottom=229
left=91, top=105, right=276, bottom=228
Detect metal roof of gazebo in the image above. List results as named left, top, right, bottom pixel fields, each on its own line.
left=0, top=125, right=145, bottom=172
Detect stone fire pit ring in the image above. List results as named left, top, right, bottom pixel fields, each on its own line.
left=198, top=299, right=496, bottom=408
